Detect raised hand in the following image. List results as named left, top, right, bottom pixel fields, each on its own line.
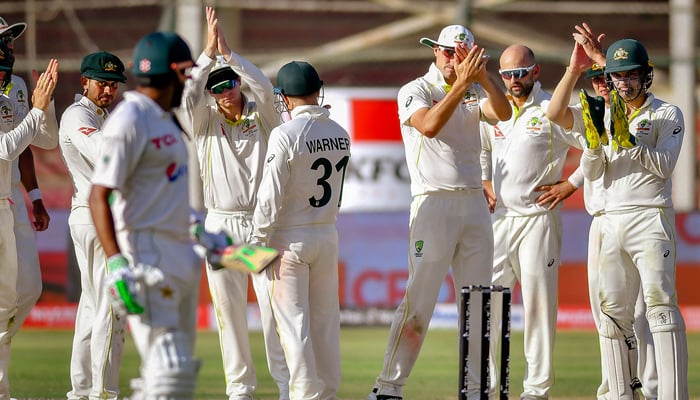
left=579, top=89, right=608, bottom=149
left=30, top=58, right=58, bottom=111
left=454, top=43, right=487, bottom=89
left=572, top=22, right=606, bottom=66
left=609, top=90, right=635, bottom=150
left=204, top=6, right=219, bottom=58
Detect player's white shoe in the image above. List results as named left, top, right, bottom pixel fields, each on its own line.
left=368, top=387, right=402, bottom=400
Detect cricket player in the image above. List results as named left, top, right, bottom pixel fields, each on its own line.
left=479, top=44, right=587, bottom=399
left=88, top=32, right=201, bottom=399
left=369, top=25, right=511, bottom=400
left=548, top=40, right=659, bottom=398
left=0, top=37, right=58, bottom=399
left=60, top=51, right=128, bottom=400
left=176, top=7, right=289, bottom=399
left=0, top=15, right=52, bottom=354
left=548, top=33, right=679, bottom=399
left=250, top=60, right=350, bottom=400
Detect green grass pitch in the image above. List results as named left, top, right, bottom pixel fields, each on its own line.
left=8, top=328, right=700, bottom=399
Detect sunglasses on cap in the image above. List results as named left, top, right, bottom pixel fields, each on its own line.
left=498, top=64, right=536, bottom=80
left=210, top=79, right=239, bottom=94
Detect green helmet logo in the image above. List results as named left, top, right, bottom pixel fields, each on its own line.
left=605, top=39, right=651, bottom=74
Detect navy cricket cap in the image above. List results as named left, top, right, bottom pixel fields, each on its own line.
left=81, top=51, right=127, bottom=82
left=274, top=61, right=323, bottom=96
left=131, top=31, right=194, bottom=76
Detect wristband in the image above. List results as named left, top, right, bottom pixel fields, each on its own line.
left=107, top=253, right=129, bottom=272
left=28, top=188, right=42, bottom=202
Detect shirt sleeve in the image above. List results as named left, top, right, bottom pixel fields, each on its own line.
left=32, top=100, right=59, bottom=149
left=627, top=104, right=684, bottom=179
left=397, top=80, right=430, bottom=127
left=479, top=121, right=493, bottom=181
left=251, top=127, right=291, bottom=245
left=0, top=108, right=46, bottom=160
left=177, top=52, right=216, bottom=137
left=60, top=103, right=105, bottom=166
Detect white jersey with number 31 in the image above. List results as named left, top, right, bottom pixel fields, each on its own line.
left=252, top=105, right=350, bottom=245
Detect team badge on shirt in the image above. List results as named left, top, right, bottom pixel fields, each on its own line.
left=635, top=119, right=651, bottom=137
left=414, top=240, right=424, bottom=257
left=0, top=104, right=12, bottom=125
left=525, top=116, right=543, bottom=135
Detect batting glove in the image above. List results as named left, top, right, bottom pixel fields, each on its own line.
left=189, top=218, right=233, bottom=271
left=106, top=254, right=145, bottom=315
left=579, top=89, right=608, bottom=149
left=609, top=89, right=635, bottom=151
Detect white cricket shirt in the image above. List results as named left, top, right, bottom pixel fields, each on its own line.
left=252, top=105, right=351, bottom=245
left=398, top=63, right=487, bottom=195
left=60, top=94, right=110, bottom=208
left=92, top=91, right=190, bottom=241
left=481, top=81, right=585, bottom=216
left=177, top=52, right=279, bottom=212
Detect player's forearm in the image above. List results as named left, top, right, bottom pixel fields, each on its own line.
left=18, top=148, right=39, bottom=191
left=547, top=69, right=580, bottom=130
left=480, top=75, right=511, bottom=122
left=89, top=185, right=120, bottom=257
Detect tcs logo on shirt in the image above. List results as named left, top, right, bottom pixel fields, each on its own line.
left=151, top=133, right=179, bottom=149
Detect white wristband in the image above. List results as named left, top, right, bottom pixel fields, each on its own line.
left=28, top=188, right=43, bottom=202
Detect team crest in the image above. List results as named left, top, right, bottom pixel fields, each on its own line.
left=414, top=240, right=424, bottom=257
left=139, top=59, right=152, bottom=73
left=103, top=61, right=118, bottom=72
left=613, top=47, right=629, bottom=61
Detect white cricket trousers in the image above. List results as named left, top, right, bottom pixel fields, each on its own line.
left=0, top=200, right=17, bottom=400
left=587, top=213, right=657, bottom=399
left=266, top=224, right=341, bottom=400
left=67, top=206, right=127, bottom=400
left=488, top=211, right=561, bottom=400
left=117, top=230, right=201, bottom=393
left=374, top=189, right=494, bottom=399
left=204, top=210, right=289, bottom=400
left=10, top=185, right=42, bottom=338
left=597, top=208, right=687, bottom=400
